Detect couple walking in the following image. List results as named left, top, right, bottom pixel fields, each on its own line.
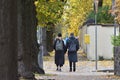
left=53, top=33, right=79, bottom=72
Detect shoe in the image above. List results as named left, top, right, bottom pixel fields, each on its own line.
left=73, top=68, right=76, bottom=72
left=69, top=68, right=72, bottom=72
left=56, top=68, right=58, bottom=71
left=59, top=68, right=61, bottom=71
left=69, top=70, right=72, bottom=72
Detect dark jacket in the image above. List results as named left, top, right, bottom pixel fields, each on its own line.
left=66, top=36, right=79, bottom=62
left=54, top=38, right=67, bottom=53
left=53, top=38, right=67, bottom=66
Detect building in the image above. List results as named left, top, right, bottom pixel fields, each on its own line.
left=80, top=24, right=119, bottom=60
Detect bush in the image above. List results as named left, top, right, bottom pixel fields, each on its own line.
left=111, top=34, right=120, bottom=46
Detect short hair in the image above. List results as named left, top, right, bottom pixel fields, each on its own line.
left=70, top=33, right=74, bottom=36
left=58, top=33, right=62, bottom=37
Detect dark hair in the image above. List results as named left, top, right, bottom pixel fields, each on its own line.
left=58, top=33, right=62, bottom=37
left=70, top=33, right=74, bottom=36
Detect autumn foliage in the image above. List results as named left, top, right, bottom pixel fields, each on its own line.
left=115, top=0, right=120, bottom=24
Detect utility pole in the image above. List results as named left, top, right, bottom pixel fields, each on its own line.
left=94, top=0, right=99, bottom=71
left=112, top=0, right=117, bottom=36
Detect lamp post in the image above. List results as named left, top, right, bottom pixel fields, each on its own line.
left=94, top=0, right=99, bottom=71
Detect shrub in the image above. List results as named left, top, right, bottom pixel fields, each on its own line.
left=111, top=34, right=120, bottom=46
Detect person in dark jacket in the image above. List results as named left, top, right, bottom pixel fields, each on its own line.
left=53, top=33, right=67, bottom=71
left=66, top=33, right=79, bottom=72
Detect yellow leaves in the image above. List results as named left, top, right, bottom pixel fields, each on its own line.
left=34, top=1, right=38, bottom=6
left=103, top=0, right=112, bottom=6
left=35, top=0, right=65, bottom=26
left=61, top=0, right=93, bottom=36
left=49, top=0, right=56, bottom=2
left=110, top=0, right=120, bottom=24
left=98, top=61, right=114, bottom=67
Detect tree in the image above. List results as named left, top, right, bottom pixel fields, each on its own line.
left=35, top=0, right=66, bottom=26
left=112, top=0, right=120, bottom=76
left=62, top=0, right=93, bottom=36
left=35, top=0, right=66, bottom=55
left=115, top=0, right=120, bottom=24
left=0, top=0, right=18, bottom=80
left=98, top=0, right=103, bottom=7
left=17, top=0, right=44, bottom=79
left=46, top=22, right=55, bottom=52
left=87, top=5, right=114, bottom=24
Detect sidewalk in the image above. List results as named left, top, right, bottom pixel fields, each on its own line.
left=36, top=51, right=120, bottom=80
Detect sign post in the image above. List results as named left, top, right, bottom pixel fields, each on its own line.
left=94, top=0, right=99, bottom=71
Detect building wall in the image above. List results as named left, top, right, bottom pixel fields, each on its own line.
left=98, top=26, right=114, bottom=59
left=80, top=24, right=119, bottom=60
left=79, top=25, right=87, bottom=53
left=87, top=25, right=96, bottom=60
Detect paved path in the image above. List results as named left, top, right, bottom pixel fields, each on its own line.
left=36, top=51, right=120, bottom=80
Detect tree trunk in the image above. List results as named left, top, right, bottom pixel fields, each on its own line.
left=30, top=3, right=45, bottom=75
left=17, top=0, right=34, bottom=79
left=17, top=0, right=44, bottom=79
left=114, top=46, right=120, bottom=75
left=0, top=0, right=18, bottom=80
left=41, top=28, right=49, bottom=56
left=98, top=0, right=103, bottom=7
left=46, top=23, right=55, bottom=52
left=37, top=27, right=49, bottom=56
left=46, top=30, right=54, bottom=52
left=37, top=27, right=47, bottom=67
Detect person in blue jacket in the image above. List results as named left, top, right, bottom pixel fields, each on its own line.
left=66, top=33, right=79, bottom=72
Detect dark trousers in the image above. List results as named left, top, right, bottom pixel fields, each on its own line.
left=56, top=64, right=62, bottom=67
left=69, top=61, right=76, bottom=71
